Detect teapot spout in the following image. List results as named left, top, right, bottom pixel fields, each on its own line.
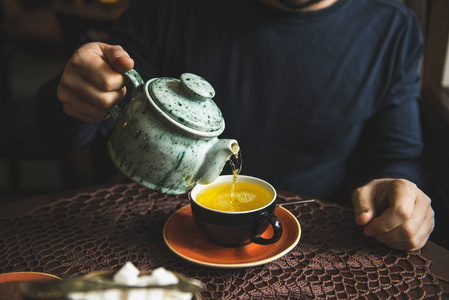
left=196, top=139, right=239, bottom=184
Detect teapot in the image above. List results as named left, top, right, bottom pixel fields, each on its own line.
left=107, top=70, right=239, bottom=194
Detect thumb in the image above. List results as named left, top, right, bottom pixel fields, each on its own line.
left=101, top=44, right=134, bottom=74
left=352, top=184, right=377, bottom=226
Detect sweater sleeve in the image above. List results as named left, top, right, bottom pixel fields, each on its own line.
left=357, top=11, right=425, bottom=188
left=34, top=73, right=114, bottom=151
left=34, top=0, right=157, bottom=151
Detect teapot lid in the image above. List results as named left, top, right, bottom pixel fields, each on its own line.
left=148, top=73, right=224, bottom=134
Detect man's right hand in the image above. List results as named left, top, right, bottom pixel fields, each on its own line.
left=57, top=42, right=134, bottom=122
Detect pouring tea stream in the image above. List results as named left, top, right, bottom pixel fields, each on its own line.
left=107, top=70, right=239, bottom=194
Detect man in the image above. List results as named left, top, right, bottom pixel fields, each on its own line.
left=36, top=0, right=434, bottom=250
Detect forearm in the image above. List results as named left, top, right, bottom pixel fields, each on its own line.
left=34, top=73, right=114, bottom=151
left=358, top=100, right=426, bottom=189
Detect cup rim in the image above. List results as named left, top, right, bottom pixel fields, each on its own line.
left=189, top=175, right=277, bottom=214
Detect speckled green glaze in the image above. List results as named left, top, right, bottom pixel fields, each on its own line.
left=108, top=70, right=239, bottom=194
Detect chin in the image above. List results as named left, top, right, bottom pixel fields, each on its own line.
left=278, top=0, right=326, bottom=10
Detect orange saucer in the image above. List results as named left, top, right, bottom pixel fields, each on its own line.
left=0, top=272, right=60, bottom=283
left=163, top=205, right=301, bottom=268
left=0, top=272, right=60, bottom=299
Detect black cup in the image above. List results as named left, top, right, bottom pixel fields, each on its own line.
left=189, top=175, right=282, bottom=247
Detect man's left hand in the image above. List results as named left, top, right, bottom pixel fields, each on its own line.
left=352, top=178, right=435, bottom=251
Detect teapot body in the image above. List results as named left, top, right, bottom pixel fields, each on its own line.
left=108, top=74, right=238, bottom=194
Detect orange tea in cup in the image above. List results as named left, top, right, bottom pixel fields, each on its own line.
left=196, top=182, right=272, bottom=212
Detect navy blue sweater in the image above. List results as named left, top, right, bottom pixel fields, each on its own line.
left=36, top=0, right=425, bottom=203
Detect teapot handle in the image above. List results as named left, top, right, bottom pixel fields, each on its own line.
left=124, top=69, right=145, bottom=89
left=107, top=69, right=145, bottom=123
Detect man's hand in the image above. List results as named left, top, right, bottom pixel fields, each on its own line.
left=352, top=178, right=434, bottom=251
left=57, top=42, right=134, bottom=122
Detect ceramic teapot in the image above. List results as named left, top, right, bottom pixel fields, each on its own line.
left=107, top=70, right=239, bottom=194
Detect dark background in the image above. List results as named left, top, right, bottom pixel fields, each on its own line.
left=1, top=0, right=448, bottom=248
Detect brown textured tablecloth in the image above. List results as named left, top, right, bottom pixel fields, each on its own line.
left=0, top=183, right=448, bottom=299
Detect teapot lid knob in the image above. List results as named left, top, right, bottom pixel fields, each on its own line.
left=180, top=73, right=215, bottom=101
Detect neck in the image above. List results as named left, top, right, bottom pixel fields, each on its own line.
left=259, top=0, right=339, bottom=12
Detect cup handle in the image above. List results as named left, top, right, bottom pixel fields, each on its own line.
left=250, top=211, right=283, bottom=245
left=107, top=69, right=145, bottom=123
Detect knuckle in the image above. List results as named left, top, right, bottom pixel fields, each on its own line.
left=393, top=178, right=408, bottom=189
left=423, top=195, right=432, bottom=207
left=97, top=92, right=116, bottom=108
left=61, top=105, right=75, bottom=118
left=56, top=85, right=71, bottom=103
left=110, top=45, right=127, bottom=57
left=74, top=44, right=90, bottom=56
left=353, top=186, right=362, bottom=196
left=59, top=75, right=71, bottom=87
left=429, top=208, right=435, bottom=220
left=406, top=237, right=421, bottom=251
left=395, top=205, right=412, bottom=221
left=352, top=186, right=364, bottom=198
left=56, top=85, right=64, bottom=99
left=352, top=185, right=369, bottom=206
left=97, top=93, right=111, bottom=108
left=110, top=44, right=124, bottom=52
left=399, top=224, right=416, bottom=241
left=68, top=49, right=85, bottom=67
left=119, top=86, right=127, bottom=97
left=429, top=219, right=435, bottom=235
left=371, top=178, right=383, bottom=184
left=115, top=89, right=126, bottom=103
left=392, top=178, right=412, bottom=189
left=99, top=76, right=117, bottom=91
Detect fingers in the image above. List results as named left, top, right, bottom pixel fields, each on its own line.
left=363, top=179, right=416, bottom=236
left=59, top=64, right=126, bottom=108
left=58, top=81, right=126, bottom=122
left=352, top=183, right=377, bottom=226
left=57, top=42, right=134, bottom=122
left=100, top=43, right=134, bottom=74
left=377, top=204, right=434, bottom=251
left=82, top=43, right=133, bottom=90
left=69, top=43, right=131, bottom=91
left=353, top=179, right=435, bottom=251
